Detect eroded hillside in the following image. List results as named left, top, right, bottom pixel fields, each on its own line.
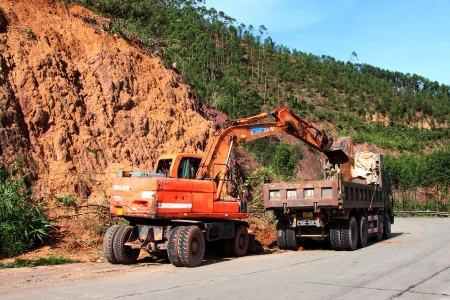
left=0, top=0, right=213, bottom=199
left=0, top=0, right=218, bottom=258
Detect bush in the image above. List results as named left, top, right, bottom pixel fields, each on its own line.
left=270, top=142, right=301, bottom=179
left=0, top=161, right=51, bottom=258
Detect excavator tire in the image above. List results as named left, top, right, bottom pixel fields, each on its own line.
left=230, top=225, right=249, bottom=257
left=285, top=226, right=300, bottom=250
left=113, top=226, right=140, bottom=264
left=103, top=225, right=121, bottom=264
left=330, top=220, right=343, bottom=251
left=168, top=226, right=184, bottom=267
left=276, top=220, right=288, bottom=249
left=178, top=225, right=205, bottom=267
left=341, top=216, right=358, bottom=251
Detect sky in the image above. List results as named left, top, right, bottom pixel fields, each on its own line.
left=205, top=0, right=450, bottom=86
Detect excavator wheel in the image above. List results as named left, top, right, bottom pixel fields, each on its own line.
left=330, top=220, right=343, bottom=251
left=178, top=225, right=205, bottom=267
left=113, top=226, right=140, bottom=264
left=103, top=225, right=121, bottom=264
left=230, top=224, right=249, bottom=257
left=276, top=220, right=288, bottom=249
left=168, top=226, right=185, bottom=267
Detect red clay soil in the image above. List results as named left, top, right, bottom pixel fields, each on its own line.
left=0, top=0, right=215, bottom=261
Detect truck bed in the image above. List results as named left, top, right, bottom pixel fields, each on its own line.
left=264, top=178, right=385, bottom=211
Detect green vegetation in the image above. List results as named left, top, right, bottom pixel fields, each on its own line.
left=0, top=160, right=52, bottom=259
left=0, top=256, right=78, bottom=268
left=385, top=148, right=450, bottom=212
left=243, top=139, right=302, bottom=179
left=67, top=0, right=449, bottom=206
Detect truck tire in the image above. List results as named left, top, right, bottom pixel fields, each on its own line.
left=178, top=225, right=205, bottom=267
left=341, top=216, right=358, bottom=251
left=276, top=220, right=288, bottom=249
left=330, top=220, right=343, bottom=251
left=372, top=214, right=384, bottom=242
left=286, top=226, right=300, bottom=250
left=356, top=215, right=368, bottom=248
left=219, top=239, right=232, bottom=257
left=103, top=225, right=121, bottom=264
left=168, top=226, right=184, bottom=267
left=383, top=211, right=391, bottom=239
left=230, top=225, right=249, bottom=257
left=113, top=226, right=140, bottom=264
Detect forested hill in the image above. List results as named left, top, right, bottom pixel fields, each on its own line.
left=75, top=0, right=449, bottom=148
left=72, top=0, right=449, bottom=203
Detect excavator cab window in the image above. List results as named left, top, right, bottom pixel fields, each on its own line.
left=156, top=159, right=172, bottom=176
left=178, top=157, right=201, bottom=179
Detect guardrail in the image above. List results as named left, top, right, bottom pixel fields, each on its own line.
left=394, top=211, right=450, bottom=217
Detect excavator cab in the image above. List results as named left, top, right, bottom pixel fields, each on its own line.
left=177, top=157, right=201, bottom=179
left=155, top=153, right=202, bottom=179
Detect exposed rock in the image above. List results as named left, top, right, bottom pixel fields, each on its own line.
left=0, top=0, right=212, bottom=204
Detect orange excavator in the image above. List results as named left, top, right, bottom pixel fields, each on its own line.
left=103, top=107, right=351, bottom=267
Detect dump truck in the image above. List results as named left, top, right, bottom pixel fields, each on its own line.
left=264, top=145, right=395, bottom=251
left=103, top=107, right=351, bottom=267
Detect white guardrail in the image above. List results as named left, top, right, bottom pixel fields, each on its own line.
left=394, top=211, right=450, bottom=217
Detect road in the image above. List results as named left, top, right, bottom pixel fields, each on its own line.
left=1, top=218, right=449, bottom=300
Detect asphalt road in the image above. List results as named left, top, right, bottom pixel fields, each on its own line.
left=2, top=218, right=450, bottom=300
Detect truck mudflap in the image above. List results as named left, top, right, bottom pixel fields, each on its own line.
left=367, top=215, right=379, bottom=234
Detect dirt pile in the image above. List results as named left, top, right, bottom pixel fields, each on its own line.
left=0, top=0, right=216, bottom=258
left=0, top=0, right=215, bottom=199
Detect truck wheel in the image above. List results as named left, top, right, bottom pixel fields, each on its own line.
left=231, top=225, right=249, bottom=257
left=276, top=220, right=288, bottom=249
left=178, top=225, right=205, bottom=267
left=103, top=225, right=121, bottom=264
left=286, top=226, right=300, bottom=250
left=356, top=215, right=368, bottom=248
left=330, top=220, right=343, bottom=251
left=341, top=216, right=358, bottom=251
left=383, top=211, right=391, bottom=239
left=219, top=239, right=232, bottom=257
left=113, top=226, right=140, bottom=264
left=168, top=226, right=184, bottom=267
left=372, top=214, right=384, bottom=242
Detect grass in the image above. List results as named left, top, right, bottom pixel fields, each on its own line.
left=0, top=256, right=79, bottom=268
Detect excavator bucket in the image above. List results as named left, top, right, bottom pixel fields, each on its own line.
left=325, top=136, right=353, bottom=164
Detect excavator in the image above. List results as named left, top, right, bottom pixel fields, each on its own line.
left=103, top=107, right=351, bottom=267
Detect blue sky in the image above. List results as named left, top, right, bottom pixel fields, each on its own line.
left=205, top=0, right=450, bottom=86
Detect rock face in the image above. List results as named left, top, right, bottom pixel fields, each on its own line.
left=0, top=0, right=212, bottom=204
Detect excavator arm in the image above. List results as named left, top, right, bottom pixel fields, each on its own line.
left=196, top=107, right=351, bottom=199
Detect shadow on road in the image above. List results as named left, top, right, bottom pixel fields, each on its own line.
left=132, top=232, right=406, bottom=268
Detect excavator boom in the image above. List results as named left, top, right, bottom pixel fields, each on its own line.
left=196, top=107, right=350, bottom=185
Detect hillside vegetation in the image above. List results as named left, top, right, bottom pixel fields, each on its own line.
left=72, top=0, right=450, bottom=208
